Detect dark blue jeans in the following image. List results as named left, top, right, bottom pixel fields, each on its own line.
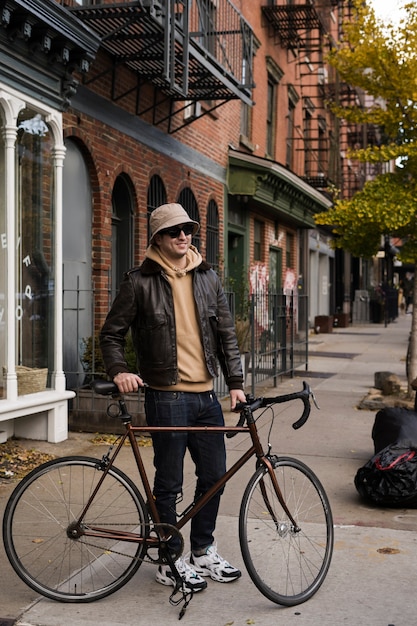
left=144, top=388, right=226, bottom=554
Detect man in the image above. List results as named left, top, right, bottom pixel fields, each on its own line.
left=100, top=202, right=246, bottom=593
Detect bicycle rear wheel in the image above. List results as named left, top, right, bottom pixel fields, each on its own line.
left=3, top=456, right=149, bottom=602
left=239, top=456, right=333, bottom=606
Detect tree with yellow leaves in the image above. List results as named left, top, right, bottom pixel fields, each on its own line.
left=315, top=0, right=417, bottom=390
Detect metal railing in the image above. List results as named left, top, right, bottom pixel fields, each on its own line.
left=245, top=291, right=308, bottom=396
left=189, top=0, right=254, bottom=89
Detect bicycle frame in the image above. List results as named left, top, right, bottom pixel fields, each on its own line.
left=75, top=399, right=298, bottom=548
left=4, top=378, right=333, bottom=615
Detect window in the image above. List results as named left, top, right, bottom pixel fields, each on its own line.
left=254, top=220, right=263, bottom=261
left=15, top=109, right=55, bottom=381
left=240, top=102, right=250, bottom=140
left=286, top=98, right=295, bottom=169
left=206, top=199, right=219, bottom=272
left=266, top=77, right=276, bottom=157
left=303, top=98, right=315, bottom=177
left=147, top=175, right=167, bottom=242
left=198, top=0, right=217, bottom=57
left=112, top=176, right=134, bottom=293
left=265, top=57, right=283, bottom=159
left=177, top=188, right=200, bottom=249
left=318, top=116, right=327, bottom=176
left=286, top=86, right=300, bottom=170
left=229, top=204, right=245, bottom=227
left=62, top=138, right=92, bottom=390
left=240, top=58, right=252, bottom=141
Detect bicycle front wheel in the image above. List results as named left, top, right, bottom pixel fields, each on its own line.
left=3, top=456, right=149, bottom=602
left=239, top=456, right=333, bottom=606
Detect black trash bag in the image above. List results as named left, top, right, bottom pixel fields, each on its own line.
left=355, top=441, right=417, bottom=507
left=372, top=407, right=417, bottom=454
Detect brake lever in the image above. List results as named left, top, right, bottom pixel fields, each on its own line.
left=311, top=389, right=320, bottom=410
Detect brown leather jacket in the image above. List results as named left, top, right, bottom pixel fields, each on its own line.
left=99, top=257, right=244, bottom=390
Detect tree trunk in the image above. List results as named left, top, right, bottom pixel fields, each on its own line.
left=408, top=264, right=417, bottom=397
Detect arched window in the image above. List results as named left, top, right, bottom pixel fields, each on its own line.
left=177, top=188, right=200, bottom=249
left=112, top=175, right=134, bottom=294
left=147, top=175, right=167, bottom=242
left=206, top=199, right=219, bottom=272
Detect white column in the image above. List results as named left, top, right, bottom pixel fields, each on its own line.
left=3, top=124, right=18, bottom=399
left=52, top=142, right=67, bottom=392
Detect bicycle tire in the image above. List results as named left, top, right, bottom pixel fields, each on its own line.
left=239, top=456, right=333, bottom=606
left=3, top=456, right=149, bottom=602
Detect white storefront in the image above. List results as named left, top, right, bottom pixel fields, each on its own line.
left=0, top=0, right=99, bottom=442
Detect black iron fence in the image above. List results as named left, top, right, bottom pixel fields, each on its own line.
left=63, top=284, right=308, bottom=429
left=243, top=291, right=308, bottom=397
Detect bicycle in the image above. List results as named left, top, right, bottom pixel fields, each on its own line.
left=3, top=380, right=333, bottom=619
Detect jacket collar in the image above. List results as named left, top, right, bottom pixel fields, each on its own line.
left=139, top=256, right=211, bottom=275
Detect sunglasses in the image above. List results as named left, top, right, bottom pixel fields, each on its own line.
left=160, top=224, right=194, bottom=238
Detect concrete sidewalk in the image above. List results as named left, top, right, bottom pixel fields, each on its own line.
left=1, top=313, right=416, bottom=626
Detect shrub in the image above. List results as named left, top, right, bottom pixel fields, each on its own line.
left=80, top=332, right=137, bottom=376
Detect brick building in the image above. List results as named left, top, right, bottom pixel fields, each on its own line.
left=0, top=0, right=372, bottom=440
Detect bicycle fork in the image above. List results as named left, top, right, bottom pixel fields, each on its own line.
left=244, top=405, right=300, bottom=534
left=259, top=453, right=301, bottom=533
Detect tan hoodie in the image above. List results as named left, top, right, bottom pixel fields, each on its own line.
left=145, top=244, right=213, bottom=392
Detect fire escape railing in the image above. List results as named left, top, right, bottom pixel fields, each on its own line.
left=69, top=0, right=254, bottom=111
left=189, top=0, right=254, bottom=96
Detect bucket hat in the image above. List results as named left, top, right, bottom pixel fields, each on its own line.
left=150, top=203, right=199, bottom=242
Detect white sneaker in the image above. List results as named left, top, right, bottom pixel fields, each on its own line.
left=156, top=556, right=207, bottom=592
left=190, top=545, right=241, bottom=583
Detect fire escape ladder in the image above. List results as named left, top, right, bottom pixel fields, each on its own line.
left=164, top=0, right=189, bottom=96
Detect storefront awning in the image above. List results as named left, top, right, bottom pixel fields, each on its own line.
left=228, top=151, right=332, bottom=228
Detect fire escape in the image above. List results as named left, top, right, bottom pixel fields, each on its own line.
left=67, top=0, right=255, bottom=133
left=261, top=0, right=370, bottom=198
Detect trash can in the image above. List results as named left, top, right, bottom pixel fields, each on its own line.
left=314, top=315, right=333, bottom=333
left=333, top=313, right=349, bottom=328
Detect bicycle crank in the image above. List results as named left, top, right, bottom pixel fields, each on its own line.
left=145, top=523, right=185, bottom=564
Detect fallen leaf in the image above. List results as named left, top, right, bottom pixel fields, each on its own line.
left=0, top=440, right=55, bottom=482
left=377, top=547, right=400, bottom=555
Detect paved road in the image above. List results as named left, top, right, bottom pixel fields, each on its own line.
left=1, top=313, right=416, bottom=625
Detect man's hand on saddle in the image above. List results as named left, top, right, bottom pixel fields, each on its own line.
left=113, top=372, right=144, bottom=393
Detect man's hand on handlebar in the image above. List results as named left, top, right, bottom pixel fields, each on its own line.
left=230, top=388, right=247, bottom=411
left=113, top=372, right=144, bottom=394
